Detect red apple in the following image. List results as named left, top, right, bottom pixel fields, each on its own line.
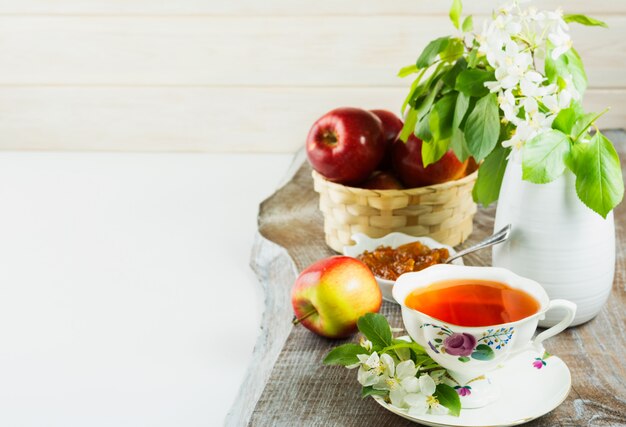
left=371, top=109, right=404, bottom=170
left=361, top=171, right=404, bottom=190
left=291, top=256, right=382, bottom=338
left=393, top=134, right=468, bottom=187
left=306, top=107, right=385, bottom=185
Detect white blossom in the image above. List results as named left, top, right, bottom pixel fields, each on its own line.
left=472, top=0, right=580, bottom=150
left=404, top=375, right=449, bottom=416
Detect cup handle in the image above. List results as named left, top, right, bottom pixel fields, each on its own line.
left=531, top=299, right=577, bottom=350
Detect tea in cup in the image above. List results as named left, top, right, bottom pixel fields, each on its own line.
left=392, top=264, right=576, bottom=408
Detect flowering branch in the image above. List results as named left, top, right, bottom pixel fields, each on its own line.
left=398, top=0, right=623, bottom=218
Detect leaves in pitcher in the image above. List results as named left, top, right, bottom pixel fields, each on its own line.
left=449, top=0, right=462, bottom=29
left=464, top=93, right=500, bottom=161
left=522, top=130, right=571, bottom=184
left=545, top=47, right=587, bottom=95
left=564, top=14, right=608, bottom=28
left=429, top=94, right=457, bottom=141
left=462, top=15, right=473, bottom=32
left=455, top=69, right=494, bottom=97
left=472, top=143, right=510, bottom=206
left=568, top=132, right=624, bottom=218
left=416, top=37, right=452, bottom=68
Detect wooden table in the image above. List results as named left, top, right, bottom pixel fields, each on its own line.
left=227, top=131, right=626, bottom=427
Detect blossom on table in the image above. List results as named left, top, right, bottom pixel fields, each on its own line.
left=403, top=375, right=449, bottom=416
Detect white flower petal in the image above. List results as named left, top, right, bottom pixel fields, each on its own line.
left=380, top=353, right=395, bottom=377
left=396, top=360, right=418, bottom=379
left=389, top=387, right=407, bottom=408
left=364, top=352, right=380, bottom=369
left=357, top=367, right=379, bottom=387
left=401, top=376, right=420, bottom=393
left=405, top=393, right=429, bottom=415
left=419, top=374, right=437, bottom=396
left=430, top=403, right=450, bottom=415
left=373, top=375, right=392, bottom=391
left=356, top=354, right=370, bottom=364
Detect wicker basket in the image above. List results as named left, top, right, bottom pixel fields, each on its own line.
left=312, top=170, right=478, bottom=252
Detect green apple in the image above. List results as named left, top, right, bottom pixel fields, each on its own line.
left=291, top=256, right=382, bottom=338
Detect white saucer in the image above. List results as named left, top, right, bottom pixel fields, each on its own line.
left=373, top=349, right=571, bottom=426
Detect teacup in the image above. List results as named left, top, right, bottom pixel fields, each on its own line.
left=393, top=264, right=576, bottom=408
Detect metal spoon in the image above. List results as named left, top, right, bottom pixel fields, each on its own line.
left=445, top=224, right=512, bottom=264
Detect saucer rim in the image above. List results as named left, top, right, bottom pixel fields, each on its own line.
left=372, top=353, right=572, bottom=427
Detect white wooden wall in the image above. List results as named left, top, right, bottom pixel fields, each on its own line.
left=0, top=0, right=624, bottom=152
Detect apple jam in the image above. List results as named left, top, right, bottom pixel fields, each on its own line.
left=357, top=241, right=449, bottom=281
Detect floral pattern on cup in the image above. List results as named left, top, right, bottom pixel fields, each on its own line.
left=454, top=385, right=472, bottom=397
left=421, top=323, right=515, bottom=363
left=532, top=351, right=552, bottom=369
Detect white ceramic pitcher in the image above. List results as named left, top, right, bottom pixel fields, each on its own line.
left=493, top=158, right=615, bottom=327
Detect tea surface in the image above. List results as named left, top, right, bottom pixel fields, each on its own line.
left=404, top=279, right=540, bottom=327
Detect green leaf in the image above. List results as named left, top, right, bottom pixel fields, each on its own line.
left=471, top=344, right=495, bottom=361
left=398, top=64, right=419, bottom=78
left=449, top=0, right=462, bottom=29
left=467, top=46, right=480, bottom=68
left=564, top=14, right=608, bottom=28
left=357, top=313, right=393, bottom=349
left=455, top=69, right=494, bottom=97
left=401, top=68, right=428, bottom=114
left=423, top=139, right=451, bottom=167
left=571, top=112, right=598, bottom=139
left=450, top=94, right=471, bottom=161
left=441, top=38, right=465, bottom=63
left=442, top=58, right=467, bottom=89
left=568, top=132, right=624, bottom=218
left=414, top=79, right=445, bottom=120
left=522, top=130, right=572, bottom=184
left=415, top=112, right=433, bottom=142
left=416, top=37, right=451, bottom=68
left=472, top=143, right=510, bottom=206
left=462, top=15, right=474, bottom=32
left=552, top=107, right=582, bottom=135
left=323, top=343, right=369, bottom=366
left=545, top=47, right=587, bottom=95
left=429, top=93, right=457, bottom=141
left=362, top=386, right=388, bottom=398
left=571, top=109, right=610, bottom=141
left=381, top=341, right=428, bottom=356
left=453, top=92, right=470, bottom=128
left=458, top=356, right=470, bottom=363
left=464, top=93, right=500, bottom=161
left=399, top=108, right=418, bottom=142
left=450, top=129, right=471, bottom=162
left=434, top=384, right=461, bottom=417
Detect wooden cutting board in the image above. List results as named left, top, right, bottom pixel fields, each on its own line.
left=227, top=131, right=626, bottom=427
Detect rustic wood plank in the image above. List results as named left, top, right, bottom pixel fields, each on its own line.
left=0, top=0, right=622, bottom=16
left=242, top=131, right=626, bottom=426
left=0, top=15, right=622, bottom=87
left=0, top=88, right=623, bottom=153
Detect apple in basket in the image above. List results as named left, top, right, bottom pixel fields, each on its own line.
left=361, top=171, right=404, bottom=190
left=393, top=134, right=469, bottom=187
left=291, top=256, right=382, bottom=338
left=306, top=107, right=385, bottom=185
left=370, top=109, right=404, bottom=170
